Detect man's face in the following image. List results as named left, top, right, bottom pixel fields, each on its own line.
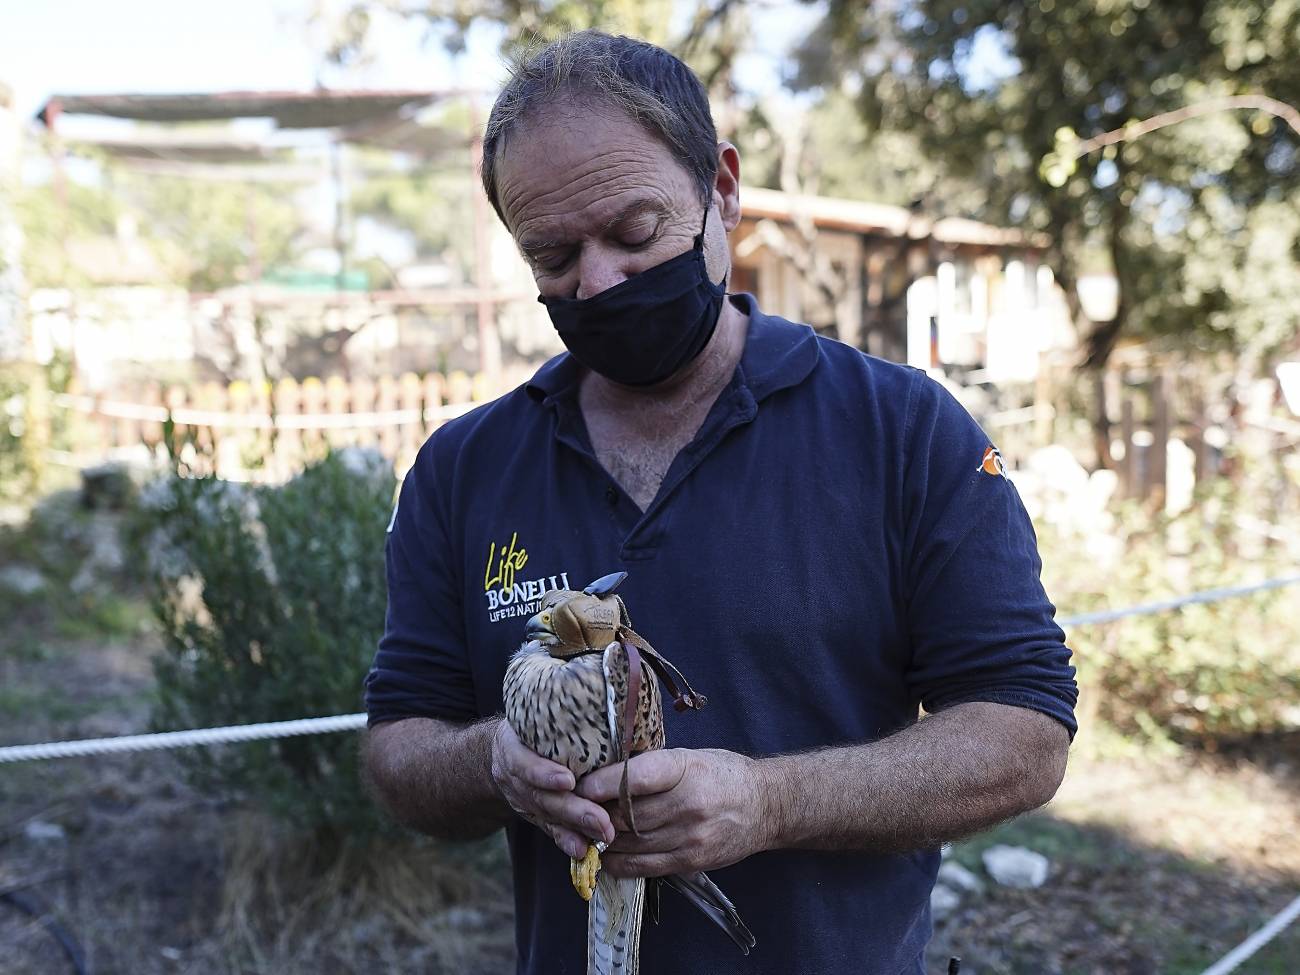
left=495, top=99, right=726, bottom=301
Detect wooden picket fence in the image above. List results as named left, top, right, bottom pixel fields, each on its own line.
left=53, top=368, right=532, bottom=481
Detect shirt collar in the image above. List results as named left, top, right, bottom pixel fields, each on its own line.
left=525, top=292, right=819, bottom=406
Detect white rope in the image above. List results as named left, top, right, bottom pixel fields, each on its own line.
left=51, top=393, right=476, bottom=430
left=0, top=714, right=366, bottom=763
left=1, top=573, right=1298, bottom=765
left=1056, top=574, right=1300, bottom=628
left=1200, top=893, right=1300, bottom=975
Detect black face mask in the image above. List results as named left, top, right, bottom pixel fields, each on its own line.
left=538, top=206, right=726, bottom=387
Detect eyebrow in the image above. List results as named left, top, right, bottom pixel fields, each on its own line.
left=519, top=199, right=670, bottom=257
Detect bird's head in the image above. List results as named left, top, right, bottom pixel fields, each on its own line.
left=524, top=572, right=628, bottom=659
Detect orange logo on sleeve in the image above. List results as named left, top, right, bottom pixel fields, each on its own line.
left=979, top=446, right=1007, bottom=478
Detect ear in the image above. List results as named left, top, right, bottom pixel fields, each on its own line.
left=713, top=141, right=742, bottom=233
left=584, top=571, right=628, bottom=597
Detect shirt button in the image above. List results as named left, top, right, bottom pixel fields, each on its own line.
left=605, top=485, right=618, bottom=506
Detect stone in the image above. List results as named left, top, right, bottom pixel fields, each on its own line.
left=938, top=860, right=985, bottom=894
left=334, top=445, right=390, bottom=482
left=69, top=513, right=127, bottom=594
left=930, top=883, right=961, bottom=921
left=982, top=844, right=1050, bottom=889
left=23, top=819, right=66, bottom=842
left=80, top=461, right=135, bottom=510
left=0, top=564, right=46, bottom=596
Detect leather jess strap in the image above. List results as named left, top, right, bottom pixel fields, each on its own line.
left=617, top=638, right=643, bottom=835
left=597, top=628, right=709, bottom=837
left=621, top=639, right=643, bottom=762
left=621, top=628, right=708, bottom=713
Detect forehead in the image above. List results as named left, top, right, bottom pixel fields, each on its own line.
left=494, top=99, right=699, bottom=241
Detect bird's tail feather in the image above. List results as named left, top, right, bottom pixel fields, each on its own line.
left=660, top=871, right=756, bottom=956
left=588, top=872, right=644, bottom=974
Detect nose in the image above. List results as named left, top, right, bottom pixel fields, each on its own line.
left=574, top=247, right=628, bottom=300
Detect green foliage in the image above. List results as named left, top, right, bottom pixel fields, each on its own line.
left=0, top=486, right=152, bottom=656
left=0, top=361, right=30, bottom=502
left=348, top=0, right=676, bottom=53
left=350, top=144, right=475, bottom=273
left=1037, top=474, right=1300, bottom=742
left=0, top=352, right=73, bottom=507
left=16, top=151, right=303, bottom=292
left=14, top=177, right=121, bottom=288
left=115, top=169, right=304, bottom=292
left=145, top=451, right=396, bottom=836
left=800, top=0, right=1300, bottom=366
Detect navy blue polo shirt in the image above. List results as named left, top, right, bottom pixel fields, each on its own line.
left=365, top=294, right=1077, bottom=975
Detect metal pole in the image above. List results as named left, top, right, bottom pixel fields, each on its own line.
left=332, top=137, right=348, bottom=292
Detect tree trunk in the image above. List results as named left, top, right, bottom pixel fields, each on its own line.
left=1043, top=225, right=1117, bottom=470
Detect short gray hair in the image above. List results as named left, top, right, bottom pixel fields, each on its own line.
left=481, top=31, right=719, bottom=222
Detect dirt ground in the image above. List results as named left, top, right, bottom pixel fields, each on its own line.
left=2, top=594, right=1297, bottom=974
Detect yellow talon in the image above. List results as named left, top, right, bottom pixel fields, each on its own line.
left=570, top=843, right=601, bottom=901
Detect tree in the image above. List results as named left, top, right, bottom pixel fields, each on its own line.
left=115, top=167, right=305, bottom=293
left=17, top=149, right=305, bottom=294
left=798, top=0, right=1300, bottom=464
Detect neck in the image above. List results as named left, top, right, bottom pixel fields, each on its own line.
left=579, top=296, right=749, bottom=417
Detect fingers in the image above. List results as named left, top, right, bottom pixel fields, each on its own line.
left=601, top=848, right=686, bottom=879
left=604, top=792, right=676, bottom=835
left=497, top=720, right=575, bottom=791
left=548, top=824, right=593, bottom=860
left=530, top=787, right=616, bottom=846
left=490, top=721, right=615, bottom=855
left=575, top=750, right=688, bottom=804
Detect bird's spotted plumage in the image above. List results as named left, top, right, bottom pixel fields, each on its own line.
left=502, top=573, right=754, bottom=974
left=503, top=638, right=662, bottom=776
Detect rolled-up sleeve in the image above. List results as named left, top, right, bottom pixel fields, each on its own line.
left=900, top=375, right=1078, bottom=736
left=364, top=439, right=478, bottom=726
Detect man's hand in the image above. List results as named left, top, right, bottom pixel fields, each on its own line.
left=574, top=748, right=772, bottom=878
left=490, top=720, right=616, bottom=859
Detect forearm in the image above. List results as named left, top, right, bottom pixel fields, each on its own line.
left=363, top=716, right=510, bottom=840
left=757, top=701, right=1070, bottom=854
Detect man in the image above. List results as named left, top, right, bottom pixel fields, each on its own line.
left=364, top=30, right=1076, bottom=975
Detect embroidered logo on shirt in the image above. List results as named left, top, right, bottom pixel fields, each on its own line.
left=979, top=445, right=1008, bottom=479
left=483, top=532, right=571, bottom=624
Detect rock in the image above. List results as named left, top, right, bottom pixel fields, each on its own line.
left=23, top=819, right=67, bottom=842
left=938, top=860, right=985, bottom=894
left=334, top=446, right=390, bottom=483
left=0, top=564, right=46, bottom=596
left=80, top=461, right=136, bottom=510
left=69, top=513, right=127, bottom=594
left=982, top=844, right=1050, bottom=889
left=930, top=882, right=961, bottom=921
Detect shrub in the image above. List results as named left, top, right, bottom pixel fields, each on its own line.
left=144, top=449, right=396, bottom=837
left=1036, top=470, right=1300, bottom=743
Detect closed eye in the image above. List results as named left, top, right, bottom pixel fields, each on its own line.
left=620, top=230, right=658, bottom=250
left=530, top=249, right=575, bottom=275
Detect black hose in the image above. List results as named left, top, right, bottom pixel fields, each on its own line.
left=0, top=887, right=89, bottom=975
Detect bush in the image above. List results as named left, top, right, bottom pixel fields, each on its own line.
left=1036, top=471, right=1300, bottom=744
left=143, top=449, right=396, bottom=837
left=0, top=353, right=74, bottom=508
